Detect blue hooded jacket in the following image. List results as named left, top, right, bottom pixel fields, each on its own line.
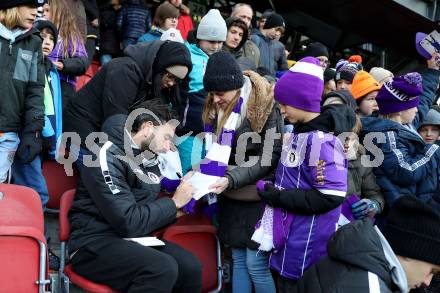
left=42, top=63, right=62, bottom=159
left=137, top=28, right=162, bottom=43
left=361, top=69, right=440, bottom=210
left=179, top=42, right=209, bottom=135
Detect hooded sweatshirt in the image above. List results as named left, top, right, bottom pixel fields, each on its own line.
left=222, top=19, right=256, bottom=72
left=293, top=220, right=408, bottom=293
left=64, top=41, right=191, bottom=146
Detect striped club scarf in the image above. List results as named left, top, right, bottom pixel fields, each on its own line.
left=182, top=96, right=244, bottom=213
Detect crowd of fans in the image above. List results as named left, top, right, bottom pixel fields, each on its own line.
left=1, top=0, right=440, bottom=292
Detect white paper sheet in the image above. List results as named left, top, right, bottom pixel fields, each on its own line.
left=124, top=237, right=166, bottom=247
left=186, top=172, right=220, bottom=200
left=158, top=150, right=182, bottom=179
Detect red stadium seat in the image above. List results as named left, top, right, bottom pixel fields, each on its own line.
left=58, top=189, right=120, bottom=293
left=0, top=184, right=51, bottom=293
left=76, top=60, right=101, bottom=91
left=163, top=224, right=222, bottom=293
left=42, top=160, right=78, bottom=212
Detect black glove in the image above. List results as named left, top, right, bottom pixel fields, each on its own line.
left=16, top=132, right=42, bottom=163
left=258, top=184, right=281, bottom=207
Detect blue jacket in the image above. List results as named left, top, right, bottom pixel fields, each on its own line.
left=116, top=2, right=151, bottom=40
left=251, top=30, right=288, bottom=77
left=180, top=43, right=209, bottom=134
left=137, top=28, right=162, bottom=43
left=361, top=69, right=440, bottom=209
left=42, top=62, right=62, bottom=159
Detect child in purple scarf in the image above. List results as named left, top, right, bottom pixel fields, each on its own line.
left=252, top=57, right=356, bottom=291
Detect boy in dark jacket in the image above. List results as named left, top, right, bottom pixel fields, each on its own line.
left=69, top=101, right=201, bottom=292
left=251, top=13, right=287, bottom=77
left=0, top=1, right=45, bottom=183
left=418, top=108, right=440, bottom=144
left=294, top=196, right=440, bottom=293
left=322, top=91, right=385, bottom=219
left=361, top=69, right=440, bottom=210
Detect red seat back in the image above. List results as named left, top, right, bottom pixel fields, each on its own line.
left=59, top=189, right=76, bottom=242
left=0, top=184, right=44, bottom=232
left=42, top=160, right=78, bottom=210
left=0, top=184, right=47, bottom=292
left=163, top=225, right=221, bottom=293
left=76, top=60, right=101, bottom=91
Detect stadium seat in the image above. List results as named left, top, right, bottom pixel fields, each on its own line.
left=76, top=60, right=101, bottom=91
left=42, top=160, right=78, bottom=212
left=0, top=184, right=51, bottom=293
left=163, top=224, right=222, bottom=293
left=58, top=189, right=120, bottom=293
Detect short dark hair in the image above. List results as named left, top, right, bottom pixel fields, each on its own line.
left=153, top=2, right=179, bottom=27
left=132, top=98, right=179, bottom=132
left=227, top=17, right=248, bottom=35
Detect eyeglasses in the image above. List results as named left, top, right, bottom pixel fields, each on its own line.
left=164, top=71, right=180, bottom=84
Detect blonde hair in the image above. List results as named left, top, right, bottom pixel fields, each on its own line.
left=202, top=91, right=240, bottom=137
left=352, top=115, right=362, bottom=135
left=48, top=0, right=83, bottom=57
left=0, top=7, right=22, bottom=29
left=379, top=113, right=401, bottom=124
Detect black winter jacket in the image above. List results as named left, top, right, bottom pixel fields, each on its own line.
left=0, top=28, right=45, bottom=132
left=294, top=220, right=406, bottom=293
left=63, top=41, right=190, bottom=146
left=98, top=3, right=120, bottom=56
left=69, top=114, right=177, bottom=251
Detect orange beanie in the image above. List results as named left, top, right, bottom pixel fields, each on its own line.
left=349, top=55, right=363, bottom=64
left=351, top=70, right=382, bottom=100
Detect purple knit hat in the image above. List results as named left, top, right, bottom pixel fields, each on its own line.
left=274, top=57, right=323, bottom=113
left=376, top=72, right=423, bottom=115
left=415, top=32, right=432, bottom=60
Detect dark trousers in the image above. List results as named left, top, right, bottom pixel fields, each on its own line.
left=71, top=237, right=202, bottom=293
left=277, top=274, right=297, bottom=293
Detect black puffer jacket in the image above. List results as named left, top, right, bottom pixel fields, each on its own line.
left=69, top=114, right=177, bottom=252
left=63, top=41, right=191, bottom=146
left=98, top=3, right=120, bottom=56
left=0, top=28, right=45, bottom=132
left=294, top=220, right=406, bottom=293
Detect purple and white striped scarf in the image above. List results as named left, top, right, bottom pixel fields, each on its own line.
left=182, top=96, right=244, bottom=213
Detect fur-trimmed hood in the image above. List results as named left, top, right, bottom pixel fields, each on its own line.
left=244, top=70, right=275, bottom=133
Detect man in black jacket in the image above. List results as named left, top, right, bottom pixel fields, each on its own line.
left=293, top=196, right=440, bottom=293
left=63, top=40, right=192, bottom=167
left=69, top=100, right=201, bottom=292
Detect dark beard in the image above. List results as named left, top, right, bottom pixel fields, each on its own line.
left=140, top=133, right=157, bottom=160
